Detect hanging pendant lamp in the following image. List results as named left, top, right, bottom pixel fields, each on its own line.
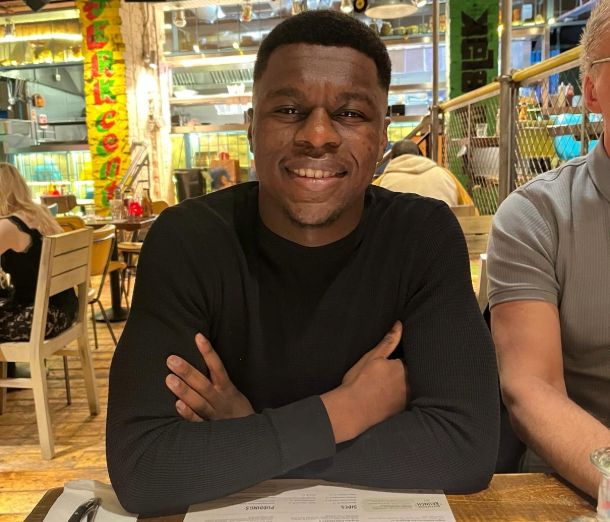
left=365, top=0, right=417, bottom=19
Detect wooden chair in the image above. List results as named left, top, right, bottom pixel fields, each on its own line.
left=456, top=215, right=494, bottom=257
left=89, top=225, right=126, bottom=349
left=478, top=252, right=488, bottom=312
left=151, top=200, right=169, bottom=215
left=56, top=215, right=86, bottom=232
left=116, top=201, right=169, bottom=298
left=0, top=228, right=99, bottom=459
left=450, top=204, right=477, bottom=217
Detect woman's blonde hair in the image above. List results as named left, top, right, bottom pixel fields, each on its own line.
left=0, top=162, right=62, bottom=236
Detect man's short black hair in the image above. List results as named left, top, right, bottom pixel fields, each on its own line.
left=253, top=10, right=391, bottom=92
left=391, top=139, right=421, bottom=158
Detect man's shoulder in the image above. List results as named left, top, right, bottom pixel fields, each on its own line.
left=513, top=155, right=588, bottom=201
left=368, top=184, right=447, bottom=211
left=496, top=155, right=589, bottom=226
left=367, top=185, right=452, bottom=229
left=162, top=183, right=257, bottom=224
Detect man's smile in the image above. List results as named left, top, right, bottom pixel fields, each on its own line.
left=288, top=168, right=348, bottom=179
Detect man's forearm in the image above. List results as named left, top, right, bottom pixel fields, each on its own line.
left=504, top=377, right=610, bottom=498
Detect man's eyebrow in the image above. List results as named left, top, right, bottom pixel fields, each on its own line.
left=336, top=92, right=377, bottom=106
left=265, top=88, right=378, bottom=107
left=266, top=87, right=304, bottom=100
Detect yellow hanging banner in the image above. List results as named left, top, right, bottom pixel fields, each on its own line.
left=77, top=0, right=130, bottom=211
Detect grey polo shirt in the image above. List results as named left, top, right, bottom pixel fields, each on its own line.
left=487, top=139, right=610, bottom=432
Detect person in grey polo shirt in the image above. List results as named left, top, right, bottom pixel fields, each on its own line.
left=487, top=0, right=610, bottom=499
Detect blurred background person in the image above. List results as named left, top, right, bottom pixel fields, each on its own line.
left=373, top=139, right=474, bottom=207
left=0, top=162, right=77, bottom=342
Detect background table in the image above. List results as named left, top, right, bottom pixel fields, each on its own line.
left=86, top=216, right=156, bottom=322
left=24, top=473, right=596, bottom=521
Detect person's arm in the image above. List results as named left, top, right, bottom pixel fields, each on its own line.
left=488, top=190, right=610, bottom=498
left=492, top=300, right=610, bottom=498
left=283, top=205, right=499, bottom=491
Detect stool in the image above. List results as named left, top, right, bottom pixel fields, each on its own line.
left=117, top=241, right=142, bottom=303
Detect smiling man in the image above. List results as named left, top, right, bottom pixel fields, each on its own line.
left=107, top=10, right=499, bottom=516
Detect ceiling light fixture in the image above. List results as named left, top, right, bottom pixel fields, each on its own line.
left=415, top=0, right=427, bottom=7
left=340, top=0, right=354, bottom=14
left=365, top=0, right=418, bottom=19
left=174, top=9, right=187, bottom=28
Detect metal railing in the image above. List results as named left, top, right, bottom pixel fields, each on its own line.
left=118, top=141, right=151, bottom=193
left=434, top=45, right=602, bottom=215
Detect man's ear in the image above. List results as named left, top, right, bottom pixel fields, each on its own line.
left=379, top=117, right=391, bottom=162
left=247, top=125, right=253, bottom=153
left=583, top=74, right=602, bottom=114
left=247, top=109, right=254, bottom=153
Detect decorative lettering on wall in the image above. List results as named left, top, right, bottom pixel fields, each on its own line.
left=77, top=0, right=130, bottom=211
left=449, top=0, right=499, bottom=98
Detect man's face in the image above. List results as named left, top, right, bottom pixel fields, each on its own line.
left=584, top=41, right=610, bottom=154
left=249, top=44, right=389, bottom=246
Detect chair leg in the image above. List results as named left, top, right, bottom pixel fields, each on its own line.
left=90, top=303, right=99, bottom=350
left=77, top=333, right=99, bottom=416
left=97, top=301, right=118, bottom=346
left=62, top=355, right=71, bottom=405
left=120, top=270, right=130, bottom=311
left=30, top=358, right=54, bottom=459
left=0, top=362, right=7, bottom=415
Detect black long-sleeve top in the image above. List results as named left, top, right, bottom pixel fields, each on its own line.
left=106, top=183, right=499, bottom=516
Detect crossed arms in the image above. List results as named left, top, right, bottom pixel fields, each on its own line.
left=106, top=202, right=499, bottom=516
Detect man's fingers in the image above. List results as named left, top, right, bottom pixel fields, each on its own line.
left=175, top=400, right=204, bottom=422
left=167, top=355, right=220, bottom=403
left=195, top=333, right=230, bottom=385
left=166, top=374, right=216, bottom=419
left=375, top=321, right=403, bottom=358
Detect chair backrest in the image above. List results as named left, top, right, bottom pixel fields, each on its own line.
left=46, top=203, right=59, bottom=216
left=478, top=252, right=488, bottom=312
left=90, top=225, right=116, bottom=279
left=174, top=169, right=206, bottom=202
left=152, top=200, right=169, bottom=215
left=457, top=215, right=494, bottom=257
left=29, top=228, right=93, bottom=349
left=56, top=215, right=86, bottom=232
left=450, top=204, right=476, bottom=217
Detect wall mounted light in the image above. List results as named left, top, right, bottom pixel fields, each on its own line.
left=174, top=9, right=187, bottom=28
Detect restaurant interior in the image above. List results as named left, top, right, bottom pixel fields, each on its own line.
left=0, top=0, right=607, bottom=519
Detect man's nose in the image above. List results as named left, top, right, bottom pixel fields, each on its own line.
left=294, top=108, right=341, bottom=150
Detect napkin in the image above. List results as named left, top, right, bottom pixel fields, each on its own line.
left=44, top=480, right=136, bottom=521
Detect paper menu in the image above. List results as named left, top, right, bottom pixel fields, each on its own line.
left=185, top=479, right=456, bottom=521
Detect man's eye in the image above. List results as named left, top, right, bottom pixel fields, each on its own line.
left=277, top=107, right=300, bottom=115
left=338, top=110, right=364, bottom=119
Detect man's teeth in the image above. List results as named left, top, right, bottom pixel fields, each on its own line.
left=292, top=168, right=336, bottom=179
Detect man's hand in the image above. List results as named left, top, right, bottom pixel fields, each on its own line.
left=166, top=333, right=254, bottom=421
left=321, top=321, right=410, bottom=443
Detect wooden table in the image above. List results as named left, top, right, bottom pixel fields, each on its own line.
left=24, top=473, right=596, bottom=521
left=85, top=216, right=157, bottom=322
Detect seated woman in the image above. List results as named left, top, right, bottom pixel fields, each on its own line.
left=0, top=163, right=78, bottom=342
